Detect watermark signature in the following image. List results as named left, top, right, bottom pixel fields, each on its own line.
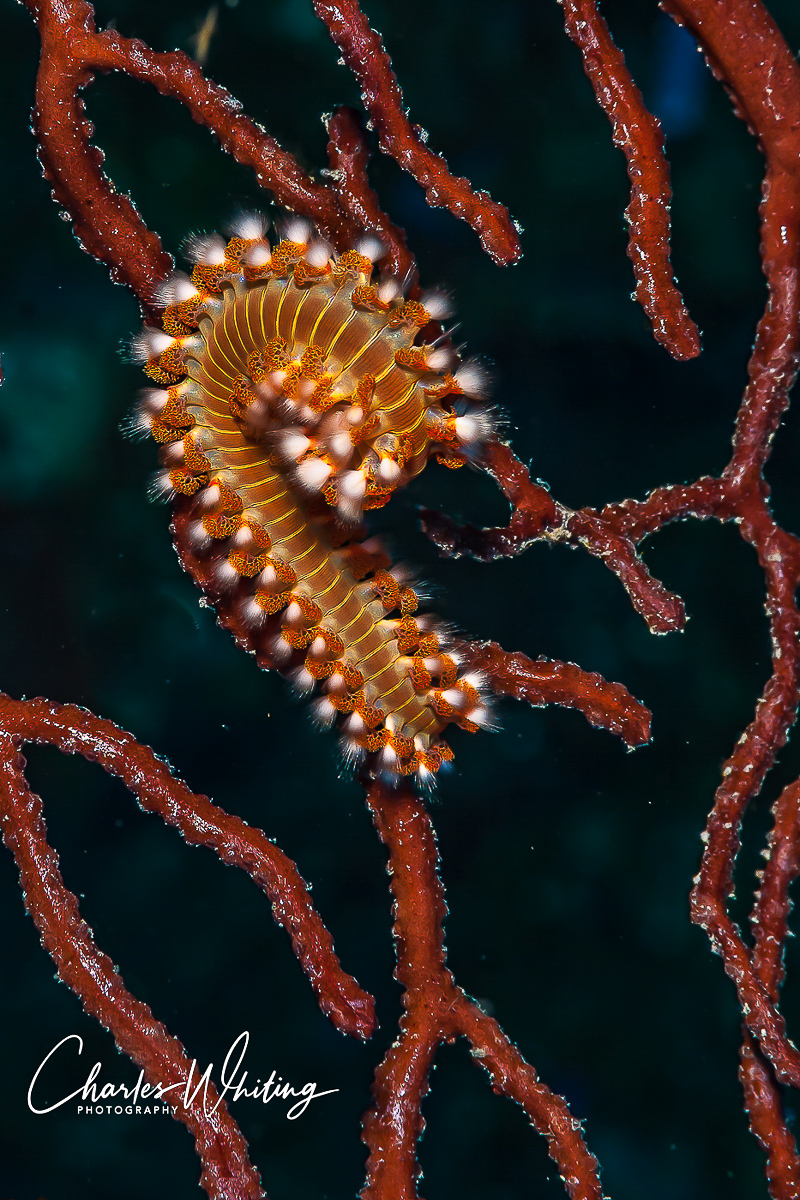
left=28, top=1030, right=337, bottom=1119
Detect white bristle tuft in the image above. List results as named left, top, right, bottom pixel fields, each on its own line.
left=197, top=484, right=221, bottom=510
left=147, top=471, right=175, bottom=501
left=279, top=215, right=313, bottom=245
left=463, top=671, right=488, bottom=690
left=340, top=470, right=367, bottom=501
left=245, top=243, right=271, bottom=268
left=328, top=430, right=354, bottom=461
left=232, top=526, right=254, bottom=547
left=469, top=705, right=496, bottom=730
left=228, top=212, right=270, bottom=240
left=421, top=290, right=454, bottom=321
left=426, top=347, right=455, bottom=372
left=305, top=241, right=333, bottom=268
left=453, top=409, right=493, bottom=445
left=378, top=457, right=402, bottom=486
left=240, top=399, right=271, bottom=431
left=292, top=667, right=316, bottom=695
left=153, top=272, right=200, bottom=307
left=337, top=470, right=367, bottom=522
left=326, top=672, right=347, bottom=694
left=388, top=564, right=412, bottom=587
left=121, top=409, right=155, bottom=441
left=380, top=744, right=398, bottom=768
left=377, top=279, right=401, bottom=304
left=355, top=235, right=386, bottom=263
left=278, top=429, right=312, bottom=461
left=256, top=564, right=278, bottom=590
left=130, top=328, right=175, bottom=363
left=344, top=712, right=366, bottom=735
left=240, top=598, right=267, bottom=627
left=139, top=388, right=169, bottom=413
left=309, top=635, right=327, bottom=657
left=312, top=697, right=338, bottom=728
left=341, top=735, right=366, bottom=764
left=271, top=636, right=294, bottom=664
left=454, top=361, right=491, bottom=399
left=215, top=560, right=240, bottom=589
left=162, top=441, right=185, bottom=464
left=442, top=688, right=467, bottom=709
left=296, top=456, right=333, bottom=491
left=256, top=374, right=281, bottom=400
left=185, top=233, right=227, bottom=266
left=285, top=601, right=304, bottom=625
left=187, top=522, right=212, bottom=550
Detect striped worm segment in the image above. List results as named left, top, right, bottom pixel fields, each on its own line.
left=132, top=215, right=492, bottom=780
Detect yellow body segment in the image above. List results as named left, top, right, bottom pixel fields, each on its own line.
left=190, top=277, right=439, bottom=738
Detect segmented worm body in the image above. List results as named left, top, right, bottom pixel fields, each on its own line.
left=133, top=216, right=492, bottom=781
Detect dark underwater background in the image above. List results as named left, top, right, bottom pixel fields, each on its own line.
left=2, top=1, right=800, bottom=1197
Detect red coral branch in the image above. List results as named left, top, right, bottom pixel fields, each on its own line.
left=458, top=642, right=651, bottom=748
left=362, top=782, right=604, bottom=1200
left=414, top=4, right=800, bottom=1183
left=739, top=779, right=800, bottom=1195
left=422, top=440, right=687, bottom=634
left=22, top=0, right=365, bottom=308
left=312, top=0, right=523, bottom=266
left=662, top=0, right=800, bottom=486
left=325, top=106, right=415, bottom=281
left=690, top=545, right=800, bottom=1084
left=558, top=0, right=701, bottom=360
left=0, top=695, right=375, bottom=1041
left=12, top=0, right=800, bottom=1195
left=0, top=715, right=266, bottom=1200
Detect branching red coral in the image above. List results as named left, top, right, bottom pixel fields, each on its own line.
left=325, top=105, right=415, bottom=281
left=0, top=702, right=266, bottom=1200
left=7, top=0, right=800, bottom=1196
left=362, top=782, right=604, bottom=1200
left=312, top=0, right=523, bottom=267
left=559, top=0, right=701, bottom=360
left=0, top=694, right=375, bottom=1040
left=457, top=642, right=651, bottom=749
left=421, top=440, right=688, bottom=634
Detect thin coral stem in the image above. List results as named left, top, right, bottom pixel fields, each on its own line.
left=0, top=695, right=376, bottom=1039
left=22, top=0, right=361, bottom=309
left=458, top=642, right=651, bottom=748
left=738, top=780, right=800, bottom=1196
left=312, top=0, right=522, bottom=266
left=691, top=557, right=800, bottom=1084
left=739, top=1036, right=800, bottom=1200
left=447, top=992, right=604, bottom=1200
left=325, top=106, right=415, bottom=282
left=422, top=441, right=687, bottom=634
left=662, top=0, right=800, bottom=483
left=559, top=0, right=700, bottom=360
left=362, top=783, right=604, bottom=1200
left=0, top=726, right=266, bottom=1200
